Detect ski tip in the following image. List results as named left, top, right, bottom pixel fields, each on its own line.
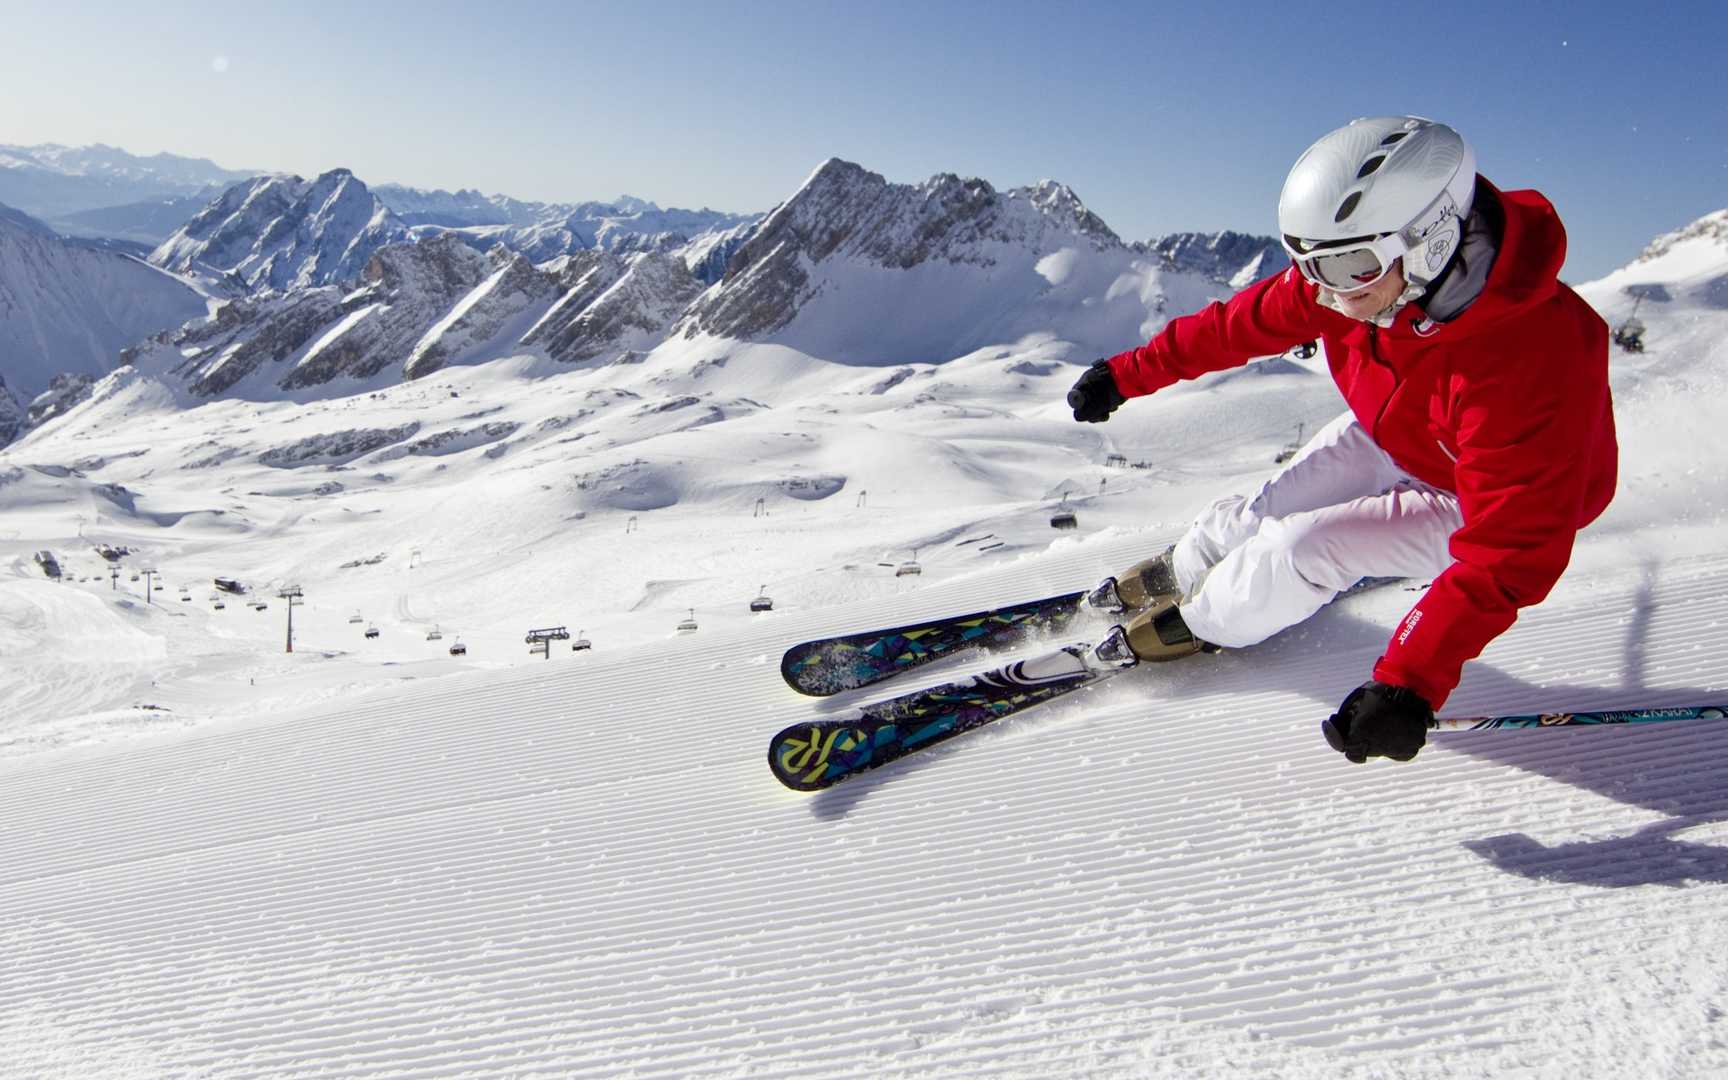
left=767, top=720, right=877, bottom=792
left=779, top=647, right=853, bottom=697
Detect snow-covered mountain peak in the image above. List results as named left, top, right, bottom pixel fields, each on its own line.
left=1636, top=208, right=1728, bottom=266
left=1013, top=178, right=1121, bottom=246
left=677, top=158, right=1230, bottom=363
left=150, top=169, right=409, bottom=291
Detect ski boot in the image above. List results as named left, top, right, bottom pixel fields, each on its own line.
left=1122, top=596, right=1217, bottom=662
left=1085, top=595, right=1216, bottom=672
left=1082, top=547, right=1180, bottom=617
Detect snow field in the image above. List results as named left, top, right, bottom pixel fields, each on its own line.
left=2, top=532, right=1726, bottom=1078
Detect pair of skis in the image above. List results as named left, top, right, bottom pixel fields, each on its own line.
left=767, top=582, right=1728, bottom=792
left=771, top=587, right=1126, bottom=791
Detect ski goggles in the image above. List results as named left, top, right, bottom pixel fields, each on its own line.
left=1282, top=231, right=1410, bottom=293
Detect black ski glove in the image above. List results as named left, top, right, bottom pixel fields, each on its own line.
left=1067, top=360, right=1126, bottom=423
left=1322, top=680, right=1432, bottom=763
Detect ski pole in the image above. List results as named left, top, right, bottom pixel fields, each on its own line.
left=1431, top=704, right=1728, bottom=731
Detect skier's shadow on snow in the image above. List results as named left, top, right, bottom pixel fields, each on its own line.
left=1272, top=568, right=1728, bottom=888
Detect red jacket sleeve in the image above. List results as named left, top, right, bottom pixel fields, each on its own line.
left=1106, top=267, right=1321, bottom=396
left=1372, top=333, right=1605, bottom=708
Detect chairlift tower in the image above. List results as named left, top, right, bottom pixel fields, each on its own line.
left=525, top=626, right=570, bottom=660
left=141, top=568, right=161, bottom=605
left=279, top=586, right=304, bottom=653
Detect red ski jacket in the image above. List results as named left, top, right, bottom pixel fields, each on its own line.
left=1105, top=180, right=1617, bottom=708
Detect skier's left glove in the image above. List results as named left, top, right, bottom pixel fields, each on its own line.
left=1067, top=360, right=1126, bottom=423
left=1322, top=680, right=1432, bottom=763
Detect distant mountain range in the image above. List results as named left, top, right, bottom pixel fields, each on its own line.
left=0, top=143, right=257, bottom=226
left=123, top=158, right=1262, bottom=400
left=0, top=142, right=1294, bottom=447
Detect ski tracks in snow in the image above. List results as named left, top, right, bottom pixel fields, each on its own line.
left=1, top=537, right=1726, bottom=1078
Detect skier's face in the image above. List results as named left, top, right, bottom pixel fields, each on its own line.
left=1322, top=259, right=1407, bottom=321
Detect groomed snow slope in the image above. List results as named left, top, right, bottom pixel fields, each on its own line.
left=3, top=230, right=1728, bottom=1076
left=2, top=535, right=1727, bottom=1079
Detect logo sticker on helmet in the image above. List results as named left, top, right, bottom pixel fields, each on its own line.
left=1426, top=234, right=1453, bottom=271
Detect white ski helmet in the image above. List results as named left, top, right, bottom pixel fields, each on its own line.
left=1278, top=116, right=1477, bottom=292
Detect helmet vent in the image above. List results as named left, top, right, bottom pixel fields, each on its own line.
left=1333, top=191, right=1363, bottom=223
left=1380, top=131, right=1409, bottom=146
left=1356, top=155, right=1386, bottom=179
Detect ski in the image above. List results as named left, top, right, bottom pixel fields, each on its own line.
left=769, top=626, right=1138, bottom=791
left=779, top=590, right=1089, bottom=696
left=781, top=570, right=1409, bottom=698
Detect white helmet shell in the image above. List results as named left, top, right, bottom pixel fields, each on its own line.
left=1278, top=117, right=1477, bottom=286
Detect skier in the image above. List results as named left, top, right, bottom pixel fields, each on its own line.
left=1066, top=116, right=1618, bottom=765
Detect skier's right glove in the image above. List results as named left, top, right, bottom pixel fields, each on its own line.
left=1067, top=360, right=1126, bottom=423
left=1322, top=680, right=1432, bottom=763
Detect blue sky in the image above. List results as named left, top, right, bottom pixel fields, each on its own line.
left=4, top=0, right=1724, bottom=279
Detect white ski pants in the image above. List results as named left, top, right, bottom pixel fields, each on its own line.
left=1171, top=411, right=1463, bottom=649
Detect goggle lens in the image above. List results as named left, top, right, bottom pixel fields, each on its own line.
left=1296, top=246, right=1390, bottom=291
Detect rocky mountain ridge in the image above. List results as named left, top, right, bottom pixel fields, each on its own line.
left=132, top=234, right=706, bottom=398
left=1145, top=230, right=1288, bottom=287
left=673, top=158, right=1238, bottom=364
left=149, top=170, right=409, bottom=291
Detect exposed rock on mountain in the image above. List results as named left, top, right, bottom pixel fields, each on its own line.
left=1145, top=230, right=1288, bottom=288
left=135, top=232, right=707, bottom=398
left=150, top=170, right=409, bottom=291
left=1636, top=208, right=1728, bottom=264
left=0, top=374, right=23, bottom=446
left=674, top=159, right=1228, bottom=365
left=682, top=219, right=759, bottom=285
left=24, top=373, right=97, bottom=427
left=153, top=234, right=490, bottom=395
left=258, top=422, right=422, bottom=468
left=524, top=252, right=704, bottom=365
left=403, top=249, right=558, bottom=380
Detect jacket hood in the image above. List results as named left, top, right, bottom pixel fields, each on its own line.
left=1421, top=179, right=1566, bottom=339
